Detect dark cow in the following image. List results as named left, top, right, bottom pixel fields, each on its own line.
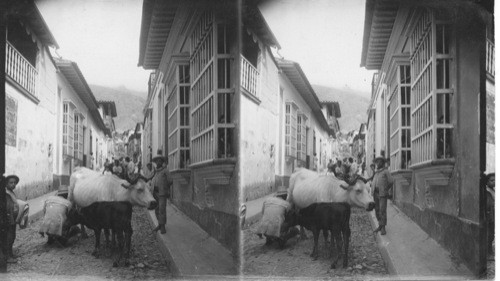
left=285, top=202, right=351, bottom=269
left=71, top=201, right=133, bottom=267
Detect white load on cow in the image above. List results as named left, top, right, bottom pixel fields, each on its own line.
left=287, top=168, right=375, bottom=211
left=68, top=167, right=157, bottom=210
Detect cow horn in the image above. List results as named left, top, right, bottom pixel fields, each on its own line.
left=121, top=182, right=130, bottom=189
left=340, top=183, right=349, bottom=190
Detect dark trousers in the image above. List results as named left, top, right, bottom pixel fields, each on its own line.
left=374, top=191, right=387, bottom=226
left=153, top=191, right=167, bottom=226
left=6, top=224, right=16, bottom=257
left=488, top=220, right=495, bottom=254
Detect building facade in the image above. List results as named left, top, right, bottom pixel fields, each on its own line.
left=361, top=0, right=494, bottom=275
left=139, top=0, right=247, bottom=256
left=4, top=2, right=59, bottom=200
left=54, top=58, right=111, bottom=187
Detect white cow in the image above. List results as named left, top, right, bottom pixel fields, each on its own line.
left=287, top=168, right=375, bottom=211
left=68, top=167, right=156, bottom=210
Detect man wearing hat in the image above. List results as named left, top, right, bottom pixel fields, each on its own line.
left=371, top=157, right=394, bottom=235
left=5, top=175, right=20, bottom=263
left=151, top=154, right=172, bottom=234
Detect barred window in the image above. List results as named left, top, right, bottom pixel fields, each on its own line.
left=410, top=9, right=454, bottom=165
left=63, top=102, right=76, bottom=157
left=285, top=102, right=298, bottom=157
left=296, top=114, right=307, bottom=162
left=73, top=113, right=84, bottom=160
left=389, top=64, right=411, bottom=171
left=190, top=11, right=235, bottom=165
left=168, top=64, right=191, bottom=171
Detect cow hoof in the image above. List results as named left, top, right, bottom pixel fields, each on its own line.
left=92, top=250, right=100, bottom=258
left=343, top=262, right=348, bottom=268
left=124, top=260, right=130, bottom=267
left=112, top=261, right=119, bottom=267
left=330, top=263, right=336, bottom=269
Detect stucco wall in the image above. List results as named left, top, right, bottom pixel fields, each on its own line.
left=171, top=165, right=239, bottom=254
left=240, top=46, right=279, bottom=201
left=5, top=47, right=57, bottom=200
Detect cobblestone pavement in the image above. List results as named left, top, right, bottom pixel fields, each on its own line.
left=5, top=207, right=171, bottom=280
left=243, top=208, right=388, bottom=278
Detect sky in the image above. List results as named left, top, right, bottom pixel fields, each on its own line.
left=37, top=0, right=374, bottom=98
left=37, top=0, right=150, bottom=94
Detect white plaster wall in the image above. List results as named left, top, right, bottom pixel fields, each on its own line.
left=5, top=47, right=57, bottom=199
left=240, top=47, right=280, bottom=200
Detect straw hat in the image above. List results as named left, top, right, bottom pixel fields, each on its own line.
left=5, top=175, right=20, bottom=184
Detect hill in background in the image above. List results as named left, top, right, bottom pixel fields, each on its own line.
left=90, top=84, right=146, bottom=132
left=313, top=85, right=370, bottom=132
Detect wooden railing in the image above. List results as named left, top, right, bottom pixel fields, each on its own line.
left=241, top=55, right=259, bottom=97
left=486, top=39, right=495, bottom=78
left=6, top=42, right=38, bottom=97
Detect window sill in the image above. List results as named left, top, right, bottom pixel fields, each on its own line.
left=6, top=76, right=40, bottom=104
left=170, top=170, right=191, bottom=185
left=410, top=158, right=455, bottom=187
left=390, top=170, right=413, bottom=185
left=189, top=157, right=237, bottom=169
left=241, top=86, right=261, bottom=105
left=190, top=159, right=236, bottom=187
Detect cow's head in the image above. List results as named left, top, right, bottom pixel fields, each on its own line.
left=340, top=175, right=375, bottom=211
left=122, top=176, right=157, bottom=210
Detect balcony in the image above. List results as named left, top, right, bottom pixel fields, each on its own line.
left=6, top=42, right=38, bottom=99
left=240, top=55, right=259, bottom=98
left=486, top=39, right=495, bottom=78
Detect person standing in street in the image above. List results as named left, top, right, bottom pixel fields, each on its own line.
left=348, top=157, right=358, bottom=177
left=371, top=157, right=393, bottom=235
left=151, top=155, right=172, bottom=234
left=5, top=175, right=20, bottom=263
left=485, top=173, right=495, bottom=255
left=112, top=159, right=123, bottom=178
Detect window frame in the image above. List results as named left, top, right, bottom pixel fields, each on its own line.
left=62, top=101, right=76, bottom=158
left=409, top=8, right=455, bottom=167
left=189, top=11, right=236, bottom=166
left=388, top=60, right=412, bottom=171
left=285, top=101, right=298, bottom=158
left=167, top=60, right=191, bottom=171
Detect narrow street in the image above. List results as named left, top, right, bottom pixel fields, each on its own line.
left=6, top=207, right=171, bottom=280
left=243, top=208, right=388, bottom=278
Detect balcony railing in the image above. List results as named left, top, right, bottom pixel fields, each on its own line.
left=486, top=39, right=495, bottom=78
left=241, top=55, right=259, bottom=97
left=6, top=42, right=38, bottom=97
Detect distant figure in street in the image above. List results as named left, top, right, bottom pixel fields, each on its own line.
left=371, top=157, right=393, bottom=235
left=327, top=159, right=335, bottom=175
left=485, top=173, right=495, bottom=255
left=361, top=162, right=366, bottom=177
left=334, top=160, right=343, bottom=178
left=348, top=157, right=358, bottom=177
left=126, top=157, right=136, bottom=179
left=151, top=155, right=172, bottom=234
left=112, top=159, right=123, bottom=178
